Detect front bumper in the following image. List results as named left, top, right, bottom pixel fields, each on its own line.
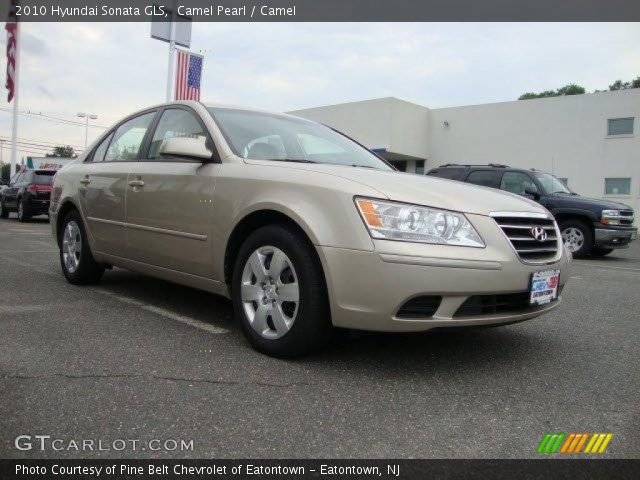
left=317, top=212, right=571, bottom=332
left=25, top=193, right=50, bottom=215
left=594, top=226, right=637, bottom=248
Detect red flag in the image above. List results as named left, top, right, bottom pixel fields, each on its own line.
left=5, top=0, right=18, bottom=103
left=174, top=49, right=203, bottom=101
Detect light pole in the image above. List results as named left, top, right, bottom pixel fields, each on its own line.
left=77, top=112, right=98, bottom=149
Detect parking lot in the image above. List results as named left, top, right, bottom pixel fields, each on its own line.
left=0, top=216, right=638, bottom=459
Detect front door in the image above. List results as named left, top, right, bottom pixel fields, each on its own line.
left=125, top=107, right=219, bottom=278
left=78, top=110, right=157, bottom=256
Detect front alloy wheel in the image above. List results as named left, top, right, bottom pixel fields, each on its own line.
left=561, top=227, right=584, bottom=253
left=232, top=224, right=331, bottom=357
left=241, top=246, right=300, bottom=339
left=559, top=219, right=593, bottom=258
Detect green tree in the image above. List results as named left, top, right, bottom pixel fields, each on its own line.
left=609, top=76, right=640, bottom=91
left=519, top=84, right=585, bottom=100
left=1, top=162, right=10, bottom=181
left=46, top=145, right=77, bottom=158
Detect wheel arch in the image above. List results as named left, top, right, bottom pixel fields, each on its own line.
left=223, top=209, right=323, bottom=287
left=553, top=211, right=596, bottom=234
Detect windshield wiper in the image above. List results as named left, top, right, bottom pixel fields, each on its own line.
left=262, top=158, right=317, bottom=164
left=350, top=164, right=376, bottom=169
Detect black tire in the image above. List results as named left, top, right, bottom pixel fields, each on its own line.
left=0, top=200, right=8, bottom=219
left=591, top=248, right=614, bottom=257
left=58, top=210, right=105, bottom=285
left=231, top=224, right=331, bottom=357
left=559, top=219, right=593, bottom=258
left=17, top=198, right=30, bottom=222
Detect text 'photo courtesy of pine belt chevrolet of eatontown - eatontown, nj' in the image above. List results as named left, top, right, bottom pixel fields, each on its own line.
left=0, top=1, right=639, bottom=479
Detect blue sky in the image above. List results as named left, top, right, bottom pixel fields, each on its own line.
left=1, top=22, right=638, bottom=160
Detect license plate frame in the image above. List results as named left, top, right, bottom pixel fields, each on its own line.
left=530, top=269, right=560, bottom=306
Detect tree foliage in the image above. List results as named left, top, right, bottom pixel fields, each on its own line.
left=1, top=162, right=10, bottom=181
left=46, top=145, right=77, bottom=158
left=519, top=84, right=585, bottom=100
left=519, top=76, right=639, bottom=100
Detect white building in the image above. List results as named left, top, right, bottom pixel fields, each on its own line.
left=290, top=89, right=640, bottom=212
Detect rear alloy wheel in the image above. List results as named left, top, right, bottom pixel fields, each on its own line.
left=560, top=219, right=593, bottom=258
left=232, top=224, right=331, bottom=357
left=59, top=210, right=104, bottom=285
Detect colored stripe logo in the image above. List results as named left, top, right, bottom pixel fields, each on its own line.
left=537, top=433, right=612, bottom=454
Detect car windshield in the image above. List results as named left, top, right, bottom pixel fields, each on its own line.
left=533, top=172, right=573, bottom=195
left=207, top=107, right=392, bottom=170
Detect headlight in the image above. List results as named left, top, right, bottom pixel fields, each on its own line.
left=355, top=198, right=485, bottom=247
left=601, top=209, right=621, bottom=225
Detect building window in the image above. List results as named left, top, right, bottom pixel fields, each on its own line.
left=415, top=160, right=425, bottom=175
left=605, top=178, right=631, bottom=195
left=607, top=117, right=634, bottom=136
left=558, top=178, right=568, bottom=186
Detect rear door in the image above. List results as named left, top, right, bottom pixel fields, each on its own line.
left=78, top=110, right=157, bottom=256
left=125, top=106, right=219, bottom=278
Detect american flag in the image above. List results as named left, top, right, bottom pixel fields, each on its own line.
left=174, top=49, right=203, bottom=101
left=5, top=0, right=18, bottom=103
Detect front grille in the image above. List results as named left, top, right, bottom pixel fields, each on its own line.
left=620, top=210, right=634, bottom=225
left=492, top=215, right=560, bottom=263
left=396, top=296, right=442, bottom=319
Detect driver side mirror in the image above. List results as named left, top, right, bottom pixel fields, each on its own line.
left=524, top=187, right=541, bottom=200
left=159, top=137, right=213, bottom=162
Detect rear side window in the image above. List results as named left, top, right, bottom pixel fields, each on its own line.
left=428, top=168, right=464, bottom=180
left=104, top=112, right=156, bottom=162
left=92, top=132, right=114, bottom=163
left=34, top=171, right=55, bottom=185
left=466, top=170, right=498, bottom=187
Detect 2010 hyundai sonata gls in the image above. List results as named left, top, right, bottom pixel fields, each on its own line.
left=50, top=101, right=571, bottom=356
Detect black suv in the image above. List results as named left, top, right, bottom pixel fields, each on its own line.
left=427, top=164, right=637, bottom=258
left=0, top=169, right=56, bottom=222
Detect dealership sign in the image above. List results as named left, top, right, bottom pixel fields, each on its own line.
left=26, top=157, right=74, bottom=171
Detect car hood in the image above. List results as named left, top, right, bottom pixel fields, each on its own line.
left=257, top=162, right=548, bottom=216
left=552, top=194, right=633, bottom=211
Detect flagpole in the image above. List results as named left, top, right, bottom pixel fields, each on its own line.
left=9, top=21, right=20, bottom=178
left=165, top=4, right=176, bottom=102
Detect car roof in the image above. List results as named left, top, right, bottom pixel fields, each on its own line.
left=430, top=164, right=549, bottom=175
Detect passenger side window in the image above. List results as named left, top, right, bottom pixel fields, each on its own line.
left=147, top=109, right=212, bottom=160
left=91, top=132, right=114, bottom=163
left=466, top=170, right=498, bottom=187
left=104, top=112, right=156, bottom=162
left=500, top=172, right=538, bottom=195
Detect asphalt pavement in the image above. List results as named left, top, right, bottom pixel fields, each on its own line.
left=1, top=216, right=638, bottom=459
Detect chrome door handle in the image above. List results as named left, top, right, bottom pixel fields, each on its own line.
left=128, top=180, right=145, bottom=187
left=80, top=178, right=91, bottom=186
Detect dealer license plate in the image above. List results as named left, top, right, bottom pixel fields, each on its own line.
left=530, top=269, right=560, bottom=306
